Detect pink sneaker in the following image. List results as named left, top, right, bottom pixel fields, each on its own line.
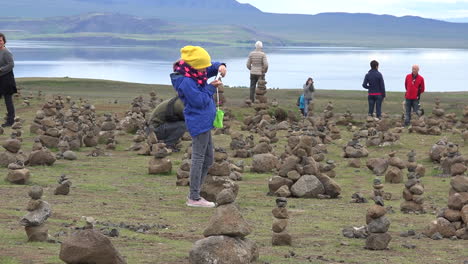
left=186, top=198, right=216, bottom=208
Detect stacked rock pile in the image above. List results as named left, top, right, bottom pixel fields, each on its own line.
left=271, top=197, right=292, bottom=246
left=20, top=186, right=52, bottom=242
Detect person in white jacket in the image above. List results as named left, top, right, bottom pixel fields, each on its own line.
left=246, top=41, right=268, bottom=102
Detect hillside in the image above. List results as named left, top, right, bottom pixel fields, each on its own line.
left=1, top=0, right=468, bottom=48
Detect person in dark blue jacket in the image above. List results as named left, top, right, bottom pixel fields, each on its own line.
left=362, top=60, right=386, bottom=119
left=171, top=46, right=226, bottom=208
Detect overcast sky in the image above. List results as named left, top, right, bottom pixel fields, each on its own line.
left=237, top=0, right=468, bottom=19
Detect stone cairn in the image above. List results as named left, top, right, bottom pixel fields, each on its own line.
left=429, top=137, right=449, bottom=164
left=440, top=143, right=466, bottom=178
left=11, top=117, right=24, bottom=141
left=400, top=170, right=425, bottom=214
left=189, top=188, right=258, bottom=264
left=343, top=135, right=369, bottom=160
left=56, top=137, right=77, bottom=161
left=20, top=186, right=52, bottom=242
left=148, top=91, right=162, bottom=108
left=55, top=174, right=72, bottom=195
left=0, top=135, right=26, bottom=167
left=26, top=137, right=56, bottom=166
left=98, top=113, right=118, bottom=148
left=336, top=110, right=354, bottom=126
left=272, top=197, right=292, bottom=246
left=6, top=161, right=30, bottom=185
left=423, top=172, right=468, bottom=240
left=384, top=151, right=406, bottom=184
left=148, top=142, right=172, bottom=175
left=119, top=97, right=148, bottom=134
left=406, top=150, right=425, bottom=178
left=127, top=129, right=147, bottom=152
left=202, top=148, right=240, bottom=202
left=176, top=155, right=191, bottom=186
left=268, top=134, right=341, bottom=199
left=230, top=132, right=253, bottom=158
left=365, top=197, right=392, bottom=250
left=372, top=177, right=391, bottom=201
left=255, top=78, right=268, bottom=105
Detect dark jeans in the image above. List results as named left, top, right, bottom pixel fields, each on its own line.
left=189, top=130, right=214, bottom=200
left=368, top=95, right=383, bottom=118
left=2, top=94, right=15, bottom=124
left=249, top=74, right=264, bottom=102
left=154, top=121, right=186, bottom=147
left=405, top=99, right=420, bottom=126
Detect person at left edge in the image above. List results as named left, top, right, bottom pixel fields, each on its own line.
left=0, top=32, right=17, bottom=127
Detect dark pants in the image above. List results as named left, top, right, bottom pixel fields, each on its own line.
left=154, top=121, right=186, bottom=147
left=405, top=99, right=420, bottom=126
left=189, top=130, right=214, bottom=200
left=368, top=95, right=383, bottom=118
left=2, top=94, right=15, bottom=124
left=249, top=74, right=264, bottom=102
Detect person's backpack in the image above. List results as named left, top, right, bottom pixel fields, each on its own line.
left=165, top=96, right=183, bottom=122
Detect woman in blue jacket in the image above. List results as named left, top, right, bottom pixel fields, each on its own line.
left=171, top=46, right=226, bottom=208
left=362, top=60, right=386, bottom=119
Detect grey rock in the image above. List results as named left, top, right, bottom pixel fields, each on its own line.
left=290, top=175, right=325, bottom=198
left=189, top=236, right=258, bottom=264
left=20, top=201, right=52, bottom=227
left=368, top=216, right=390, bottom=233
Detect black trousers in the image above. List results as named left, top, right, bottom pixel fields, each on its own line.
left=368, top=95, right=383, bottom=118
left=2, top=94, right=15, bottom=123
left=249, top=74, right=264, bottom=102
left=154, top=121, right=186, bottom=147
left=405, top=99, right=420, bottom=126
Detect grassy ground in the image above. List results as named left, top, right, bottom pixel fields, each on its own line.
left=0, top=78, right=467, bottom=264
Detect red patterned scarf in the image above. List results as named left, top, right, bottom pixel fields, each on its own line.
left=174, top=60, right=208, bottom=86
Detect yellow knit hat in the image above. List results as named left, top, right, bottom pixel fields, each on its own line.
left=180, top=46, right=212, bottom=70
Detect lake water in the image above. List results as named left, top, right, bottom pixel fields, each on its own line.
left=8, top=41, right=468, bottom=92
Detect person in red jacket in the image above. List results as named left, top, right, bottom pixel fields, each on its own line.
left=404, top=64, right=425, bottom=126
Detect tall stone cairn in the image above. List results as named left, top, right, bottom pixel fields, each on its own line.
left=365, top=197, right=391, bottom=250
left=272, top=197, right=292, bottom=246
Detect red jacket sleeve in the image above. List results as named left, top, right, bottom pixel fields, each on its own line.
left=419, top=76, right=425, bottom=94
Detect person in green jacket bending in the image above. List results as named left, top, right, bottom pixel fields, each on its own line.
left=147, top=96, right=186, bottom=150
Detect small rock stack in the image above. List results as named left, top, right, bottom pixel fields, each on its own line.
left=26, top=138, right=56, bottom=166
left=255, top=78, right=268, bottom=105
left=400, top=171, right=425, bottom=213
left=6, top=161, right=30, bottom=184
left=328, top=122, right=341, bottom=140
left=252, top=137, right=273, bottom=155
left=384, top=152, right=405, bottom=184
left=20, top=186, right=52, bottom=242
left=336, top=110, right=354, bottom=126
left=98, top=113, right=117, bottom=146
left=429, top=137, right=449, bottom=163
left=55, top=174, right=72, bottom=195
left=272, top=197, right=292, bottom=246
left=365, top=197, right=391, bottom=250
left=407, top=150, right=425, bottom=178
left=0, top=136, right=26, bottom=167
left=440, top=143, right=466, bottom=177
left=127, top=129, right=147, bottom=152
left=343, top=136, right=369, bottom=159
left=423, top=173, right=468, bottom=240
left=319, top=160, right=337, bottom=179
left=372, top=178, right=391, bottom=200
left=230, top=132, right=252, bottom=158
left=202, top=148, right=240, bottom=202
left=461, top=106, right=468, bottom=142
left=176, top=158, right=191, bottom=186
left=189, top=189, right=258, bottom=264
left=148, top=142, right=172, bottom=175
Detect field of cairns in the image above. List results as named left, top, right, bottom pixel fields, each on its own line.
left=0, top=77, right=467, bottom=264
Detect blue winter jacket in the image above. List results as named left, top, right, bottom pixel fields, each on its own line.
left=362, top=69, right=386, bottom=97
left=170, top=62, right=222, bottom=137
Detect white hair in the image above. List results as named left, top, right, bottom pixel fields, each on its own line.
left=255, top=41, right=263, bottom=49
